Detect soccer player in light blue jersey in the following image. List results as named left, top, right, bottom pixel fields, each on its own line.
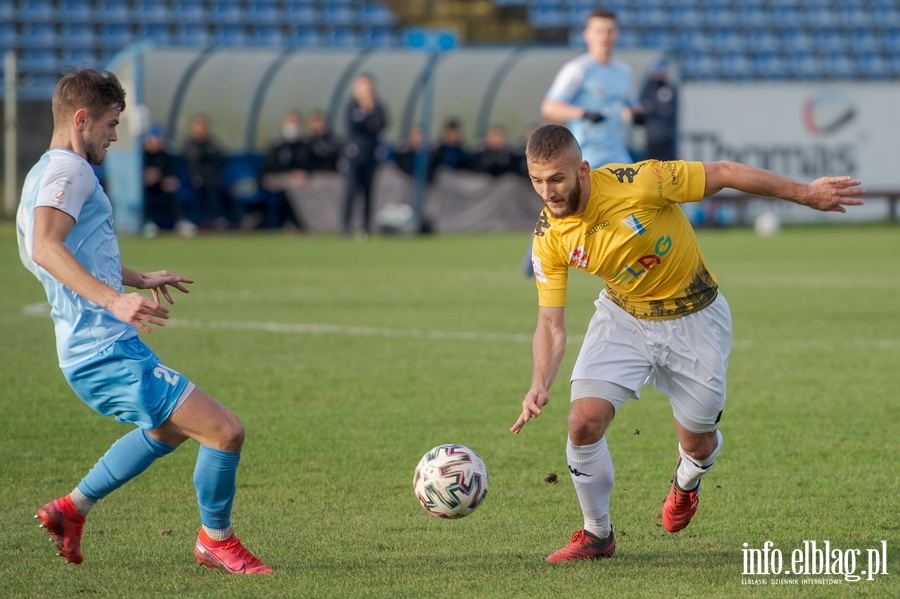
left=17, top=68, right=272, bottom=574
left=541, top=7, right=637, bottom=169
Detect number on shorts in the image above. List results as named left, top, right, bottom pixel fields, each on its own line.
left=153, top=365, right=180, bottom=386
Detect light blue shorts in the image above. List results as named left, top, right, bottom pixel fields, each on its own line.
left=62, top=336, right=195, bottom=430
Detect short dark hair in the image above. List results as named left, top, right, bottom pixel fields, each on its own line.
left=588, top=7, right=617, bottom=22
left=526, top=124, right=582, bottom=165
left=52, top=68, right=126, bottom=126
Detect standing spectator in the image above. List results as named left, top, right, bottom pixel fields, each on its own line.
left=471, top=124, right=518, bottom=177
left=182, top=114, right=235, bottom=230
left=18, top=68, right=272, bottom=575
left=635, top=58, right=678, bottom=161
left=433, top=118, right=471, bottom=170
left=258, top=110, right=308, bottom=229
left=142, top=124, right=194, bottom=237
left=306, top=110, right=340, bottom=173
left=541, top=7, right=638, bottom=168
left=340, top=73, right=388, bottom=237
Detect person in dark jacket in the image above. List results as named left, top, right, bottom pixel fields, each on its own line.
left=392, top=125, right=438, bottom=183
left=433, top=118, right=471, bottom=170
left=258, top=110, right=308, bottom=229
left=339, top=73, right=388, bottom=237
left=142, top=124, right=188, bottom=236
left=635, top=58, right=678, bottom=161
left=471, top=124, right=519, bottom=177
left=306, top=110, right=340, bottom=173
left=182, top=114, right=236, bottom=229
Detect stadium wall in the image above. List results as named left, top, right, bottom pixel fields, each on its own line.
left=679, top=84, right=900, bottom=225
left=103, top=45, right=897, bottom=234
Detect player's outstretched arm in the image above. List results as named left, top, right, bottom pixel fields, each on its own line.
left=702, top=161, right=866, bottom=213
left=122, top=267, right=194, bottom=305
left=512, top=306, right=567, bottom=434
left=797, top=176, right=867, bottom=212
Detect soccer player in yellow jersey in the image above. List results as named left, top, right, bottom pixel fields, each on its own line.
left=511, top=125, right=865, bottom=562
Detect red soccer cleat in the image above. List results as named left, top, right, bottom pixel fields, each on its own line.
left=546, top=528, right=616, bottom=563
left=661, top=459, right=701, bottom=533
left=194, top=529, right=274, bottom=575
left=36, top=496, right=85, bottom=564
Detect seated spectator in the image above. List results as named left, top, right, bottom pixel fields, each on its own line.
left=305, top=110, right=340, bottom=173
left=392, top=125, right=438, bottom=182
left=515, top=123, right=541, bottom=177
left=471, top=124, right=518, bottom=177
left=433, top=118, right=471, bottom=170
left=142, top=124, right=195, bottom=237
left=182, top=114, right=237, bottom=229
left=257, top=110, right=308, bottom=229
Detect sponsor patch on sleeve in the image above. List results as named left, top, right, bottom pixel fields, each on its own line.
left=50, top=178, right=73, bottom=206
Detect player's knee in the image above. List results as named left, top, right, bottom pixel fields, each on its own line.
left=568, top=399, right=614, bottom=445
left=214, top=413, right=245, bottom=451
left=680, top=430, right=720, bottom=461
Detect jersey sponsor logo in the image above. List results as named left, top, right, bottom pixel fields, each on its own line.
left=650, top=161, right=679, bottom=199
left=612, top=235, right=673, bottom=285
left=51, top=178, right=72, bottom=206
left=585, top=219, right=610, bottom=237
left=650, top=160, right=678, bottom=185
left=534, top=212, right=550, bottom=237
left=624, top=214, right=646, bottom=235
left=569, top=245, right=590, bottom=269
left=606, top=162, right=645, bottom=183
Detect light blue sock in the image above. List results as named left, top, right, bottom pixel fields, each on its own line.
left=194, top=445, right=241, bottom=531
left=77, top=429, right=177, bottom=502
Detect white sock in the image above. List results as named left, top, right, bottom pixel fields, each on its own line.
left=69, top=487, right=95, bottom=517
left=202, top=525, right=234, bottom=541
left=676, top=429, right=724, bottom=491
left=566, top=436, right=614, bottom=539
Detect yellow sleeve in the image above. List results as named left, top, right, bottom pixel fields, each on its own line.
left=532, top=234, right=568, bottom=308
left=667, top=160, right=707, bottom=205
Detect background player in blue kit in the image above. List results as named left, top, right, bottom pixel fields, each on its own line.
left=17, top=68, right=272, bottom=575
left=541, top=7, right=637, bottom=168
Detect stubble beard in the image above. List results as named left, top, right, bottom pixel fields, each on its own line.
left=85, top=144, right=106, bottom=166
left=547, top=176, right=582, bottom=219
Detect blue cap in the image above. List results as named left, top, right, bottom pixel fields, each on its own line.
left=652, top=58, right=668, bottom=73
left=147, top=123, right=164, bottom=138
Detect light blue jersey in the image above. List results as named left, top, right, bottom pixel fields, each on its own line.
left=17, top=148, right=137, bottom=368
left=546, top=53, right=635, bottom=168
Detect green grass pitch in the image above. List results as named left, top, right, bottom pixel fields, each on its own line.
left=1, top=222, right=897, bottom=598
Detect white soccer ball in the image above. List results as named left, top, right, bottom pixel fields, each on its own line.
left=413, top=444, right=489, bottom=519
left=754, top=211, right=781, bottom=237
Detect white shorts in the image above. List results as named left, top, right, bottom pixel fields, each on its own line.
left=570, top=290, right=732, bottom=433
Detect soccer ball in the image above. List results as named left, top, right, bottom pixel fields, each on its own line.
left=413, top=444, right=489, bottom=519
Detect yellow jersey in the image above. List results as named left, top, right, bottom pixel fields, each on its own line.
left=531, top=160, right=718, bottom=320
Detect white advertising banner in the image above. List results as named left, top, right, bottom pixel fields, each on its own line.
left=680, top=84, right=900, bottom=222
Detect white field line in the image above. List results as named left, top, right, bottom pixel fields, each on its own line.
left=20, top=303, right=900, bottom=349
left=21, top=302, right=530, bottom=343
left=166, top=318, right=534, bottom=343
